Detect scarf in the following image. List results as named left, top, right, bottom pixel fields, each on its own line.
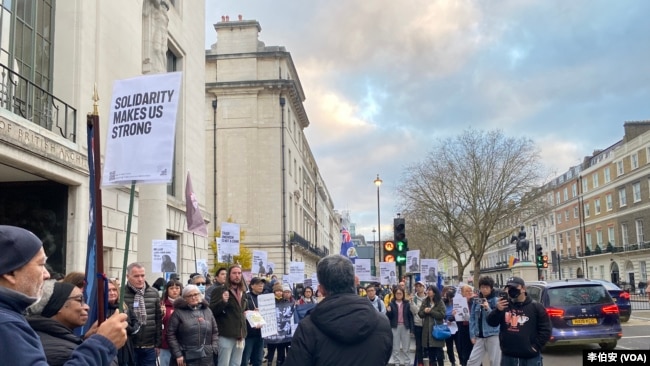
left=128, top=282, right=147, bottom=323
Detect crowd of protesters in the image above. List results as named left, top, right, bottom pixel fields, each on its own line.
left=0, top=224, right=553, bottom=366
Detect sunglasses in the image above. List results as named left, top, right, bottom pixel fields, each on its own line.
left=195, top=282, right=206, bottom=286
left=67, top=296, right=86, bottom=305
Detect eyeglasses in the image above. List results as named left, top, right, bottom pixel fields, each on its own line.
left=67, top=296, right=86, bottom=305
left=195, top=282, right=206, bottom=286
left=185, top=293, right=201, bottom=298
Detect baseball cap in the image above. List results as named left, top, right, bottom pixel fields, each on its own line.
left=506, top=277, right=525, bottom=287
left=415, top=281, right=425, bottom=287
left=250, top=277, right=266, bottom=285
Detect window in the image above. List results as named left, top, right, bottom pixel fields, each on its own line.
left=566, top=232, right=571, bottom=245
left=599, top=265, right=605, bottom=280
left=586, top=233, right=592, bottom=250
left=582, top=178, right=588, bottom=193
left=572, top=183, right=577, bottom=197
left=604, top=167, right=611, bottom=183
left=594, top=198, right=601, bottom=214
left=641, top=261, right=647, bottom=281
left=550, top=213, right=554, bottom=225
left=606, top=194, right=613, bottom=211
left=619, top=188, right=627, bottom=207
left=616, top=161, right=624, bottom=176
left=621, top=223, right=629, bottom=246
left=557, top=213, right=562, bottom=224
left=563, top=187, right=568, bottom=201
left=608, top=227, right=615, bottom=246
left=583, top=203, right=590, bottom=217
left=564, top=210, right=569, bottom=221
left=632, top=153, right=639, bottom=169
left=633, top=182, right=641, bottom=202
left=596, top=230, right=603, bottom=247
left=636, top=219, right=644, bottom=244
left=288, top=150, right=292, bottom=175
left=556, top=192, right=561, bottom=204
left=573, top=206, right=578, bottom=218
left=548, top=193, right=554, bottom=205
left=592, top=173, right=599, bottom=188
left=575, top=229, right=580, bottom=246
left=559, top=232, right=564, bottom=245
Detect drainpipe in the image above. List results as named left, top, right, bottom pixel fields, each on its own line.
left=280, top=96, right=287, bottom=275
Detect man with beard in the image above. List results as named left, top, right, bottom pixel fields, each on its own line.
left=284, top=255, right=392, bottom=366
left=210, top=264, right=248, bottom=366
left=0, top=225, right=127, bottom=365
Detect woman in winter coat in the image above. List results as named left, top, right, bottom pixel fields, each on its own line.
left=386, top=287, right=415, bottom=366
left=419, top=285, right=447, bottom=366
left=107, top=279, right=140, bottom=366
left=297, top=286, right=318, bottom=305
left=167, top=285, right=219, bottom=366
left=442, top=286, right=459, bottom=366
left=160, top=279, right=183, bottom=366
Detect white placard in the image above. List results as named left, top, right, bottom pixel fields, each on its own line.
left=196, top=259, right=208, bottom=277
left=258, top=293, right=278, bottom=338
left=421, top=259, right=439, bottom=284
left=407, top=250, right=420, bottom=273
left=380, top=262, right=397, bottom=285
left=253, top=250, right=269, bottom=275
left=453, top=293, right=470, bottom=322
left=102, top=72, right=182, bottom=186
left=220, top=222, right=240, bottom=258
left=266, top=262, right=275, bottom=276
left=311, top=273, right=319, bottom=289
left=152, top=240, right=177, bottom=273
left=289, top=262, right=305, bottom=284
left=355, top=259, right=371, bottom=282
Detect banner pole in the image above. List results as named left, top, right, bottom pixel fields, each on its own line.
left=193, top=233, right=198, bottom=273
left=119, top=180, right=137, bottom=311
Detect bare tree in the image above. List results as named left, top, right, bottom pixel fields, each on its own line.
left=398, top=129, right=545, bottom=285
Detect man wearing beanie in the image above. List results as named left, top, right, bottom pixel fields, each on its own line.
left=0, top=225, right=128, bottom=366
left=26, top=280, right=91, bottom=366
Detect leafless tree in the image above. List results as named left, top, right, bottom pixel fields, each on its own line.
left=398, top=129, right=545, bottom=285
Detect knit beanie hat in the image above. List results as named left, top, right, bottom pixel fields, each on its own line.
left=27, top=280, right=76, bottom=317
left=0, top=226, right=43, bottom=275
left=273, top=283, right=283, bottom=293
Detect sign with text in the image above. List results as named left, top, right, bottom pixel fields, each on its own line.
left=258, top=293, right=278, bottom=338
left=380, top=262, right=398, bottom=285
left=253, top=250, right=269, bottom=275
left=152, top=240, right=177, bottom=273
left=289, top=262, right=305, bottom=284
left=355, top=259, right=372, bottom=282
left=220, top=222, right=240, bottom=258
left=407, top=249, right=420, bottom=273
left=421, top=259, right=439, bottom=284
left=102, top=72, right=182, bottom=186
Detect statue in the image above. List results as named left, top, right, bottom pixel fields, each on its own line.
left=142, top=0, right=169, bottom=73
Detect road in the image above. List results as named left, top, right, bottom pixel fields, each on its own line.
left=540, top=316, right=650, bottom=366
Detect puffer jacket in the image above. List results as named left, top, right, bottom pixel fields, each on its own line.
left=27, top=316, right=84, bottom=366
left=410, top=293, right=427, bottom=326
left=419, top=297, right=447, bottom=348
left=469, top=289, right=500, bottom=339
left=209, top=282, right=247, bottom=339
left=167, top=298, right=218, bottom=366
left=123, top=282, right=163, bottom=348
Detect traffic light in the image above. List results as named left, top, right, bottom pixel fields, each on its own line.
left=542, top=255, right=549, bottom=269
left=383, top=240, right=396, bottom=262
left=394, top=218, right=408, bottom=265
left=535, top=244, right=543, bottom=268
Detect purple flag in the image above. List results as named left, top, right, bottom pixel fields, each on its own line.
left=186, top=172, right=208, bottom=236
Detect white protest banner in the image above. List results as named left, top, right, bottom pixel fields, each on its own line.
left=196, top=259, right=208, bottom=277
left=266, top=262, right=275, bottom=276
left=102, top=72, right=182, bottom=186
left=407, top=250, right=420, bottom=274
left=355, top=259, right=372, bottom=282
left=152, top=240, right=177, bottom=273
left=258, top=293, right=278, bottom=338
left=311, top=273, right=319, bottom=289
left=453, top=293, right=470, bottom=322
left=421, top=259, right=439, bottom=284
left=380, top=262, right=397, bottom=285
left=253, top=250, right=269, bottom=275
left=220, top=222, right=240, bottom=257
left=289, top=262, right=305, bottom=284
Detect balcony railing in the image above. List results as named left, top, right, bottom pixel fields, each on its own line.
left=0, top=63, right=76, bottom=142
left=289, top=231, right=329, bottom=258
left=581, top=242, right=650, bottom=256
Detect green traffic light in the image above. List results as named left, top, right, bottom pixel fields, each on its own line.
left=396, top=255, right=406, bottom=264
left=397, top=241, right=405, bottom=251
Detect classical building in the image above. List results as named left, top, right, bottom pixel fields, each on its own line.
left=479, top=122, right=650, bottom=290
left=0, top=1, right=208, bottom=282
left=205, top=18, right=340, bottom=277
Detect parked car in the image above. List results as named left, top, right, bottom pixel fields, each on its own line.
left=526, top=279, right=622, bottom=350
left=586, top=279, right=631, bottom=322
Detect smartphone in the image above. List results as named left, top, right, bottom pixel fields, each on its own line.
left=499, top=291, right=508, bottom=302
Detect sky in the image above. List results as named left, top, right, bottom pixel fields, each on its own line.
left=205, top=0, right=650, bottom=242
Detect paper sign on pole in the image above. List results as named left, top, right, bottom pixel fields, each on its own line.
left=258, top=293, right=278, bottom=338
left=289, top=262, right=305, bottom=284
left=152, top=240, right=177, bottom=273
left=355, top=259, right=371, bottom=282
left=102, top=72, right=182, bottom=186
left=380, top=262, right=397, bottom=285
left=421, top=259, right=439, bottom=284
left=220, top=222, right=240, bottom=260
left=407, top=249, right=420, bottom=273
left=253, top=250, right=269, bottom=275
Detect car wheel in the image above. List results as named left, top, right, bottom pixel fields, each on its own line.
left=620, top=315, right=630, bottom=322
left=599, top=342, right=617, bottom=350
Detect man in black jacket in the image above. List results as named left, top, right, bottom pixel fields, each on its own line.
left=241, top=277, right=266, bottom=366
left=284, top=254, right=392, bottom=366
left=123, top=262, right=162, bottom=366
left=487, top=277, right=551, bottom=366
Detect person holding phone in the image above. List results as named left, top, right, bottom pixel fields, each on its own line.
left=467, top=276, right=501, bottom=366
left=487, top=277, right=551, bottom=366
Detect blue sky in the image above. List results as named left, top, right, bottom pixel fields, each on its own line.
left=205, top=0, right=650, bottom=241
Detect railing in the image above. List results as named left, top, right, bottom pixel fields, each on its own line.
left=289, top=231, right=329, bottom=258
left=0, top=63, right=76, bottom=142
left=581, top=242, right=650, bottom=256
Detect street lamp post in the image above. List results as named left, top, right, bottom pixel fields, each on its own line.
left=374, top=174, right=383, bottom=267
left=372, top=227, right=377, bottom=275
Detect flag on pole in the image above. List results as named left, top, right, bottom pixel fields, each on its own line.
left=186, top=172, right=208, bottom=236
left=340, top=227, right=357, bottom=263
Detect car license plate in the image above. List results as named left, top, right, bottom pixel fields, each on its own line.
left=572, top=318, right=597, bottom=325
